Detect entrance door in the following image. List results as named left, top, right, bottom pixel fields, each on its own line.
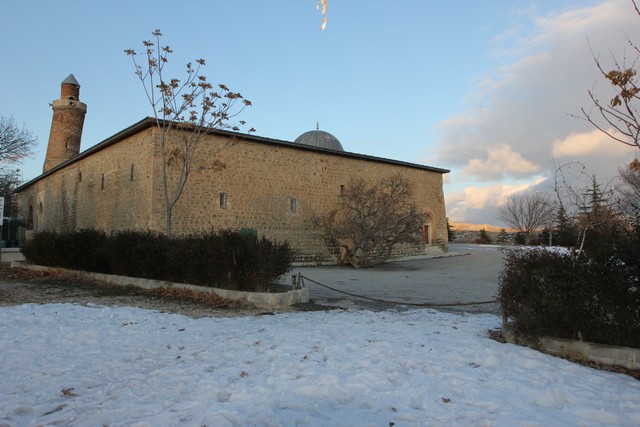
left=424, top=224, right=431, bottom=245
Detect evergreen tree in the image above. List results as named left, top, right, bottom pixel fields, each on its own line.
left=476, top=228, right=493, bottom=244
left=496, top=228, right=510, bottom=244
left=537, top=228, right=553, bottom=246
left=578, top=175, right=618, bottom=259
left=555, top=205, right=578, bottom=247
left=446, top=218, right=455, bottom=242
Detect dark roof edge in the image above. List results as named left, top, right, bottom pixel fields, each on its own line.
left=186, top=120, right=450, bottom=174
left=16, top=118, right=449, bottom=192
left=228, top=130, right=450, bottom=174
left=15, top=117, right=155, bottom=192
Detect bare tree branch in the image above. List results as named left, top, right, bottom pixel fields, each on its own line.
left=582, top=3, right=640, bottom=150
left=617, top=158, right=640, bottom=223
left=315, top=174, right=426, bottom=268
left=125, top=30, right=253, bottom=237
left=551, top=161, right=618, bottom=256
left=0, top=116, right=36, bottom=174
left=497, top=191, right=555, bottom=245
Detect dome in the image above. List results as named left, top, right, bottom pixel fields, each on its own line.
left=294, top=129, right=344, bottom=151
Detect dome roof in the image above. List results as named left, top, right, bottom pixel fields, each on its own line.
left=294, top=129, right=344, bottom=151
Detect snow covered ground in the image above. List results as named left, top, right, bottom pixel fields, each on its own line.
left=1, top=304, right=639, bottom=426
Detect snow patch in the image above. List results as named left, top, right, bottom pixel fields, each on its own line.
left=0, top=304, right=638, bottom=426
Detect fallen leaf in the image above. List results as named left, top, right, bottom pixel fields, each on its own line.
left=61, top=388, right=77, bottom=397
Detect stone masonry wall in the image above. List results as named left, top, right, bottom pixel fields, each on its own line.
left=18, top=127, right=448, bottom=263
left=18, top=128, right=156, bottom=235
left=166, top=132, right=448, bottom=262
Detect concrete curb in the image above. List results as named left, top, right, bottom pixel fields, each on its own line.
left=11, top=262, right=309, bottom=309
left=1, top=248, right=26, bottom=265
left=502, top=321, right=640, bottom=370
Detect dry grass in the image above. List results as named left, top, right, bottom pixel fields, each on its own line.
left=0, top=266, right=257, bottom=317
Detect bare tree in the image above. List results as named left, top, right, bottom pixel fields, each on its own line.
left=618, top=158, right=640, bottom=223
left=497, top=191, right=554, bottom=245
left=125, top=29, right=253, bottom=237
left=581, top=0, right=640, bottom=150
left=0, top=170, right=25, bottom=244
left=0, top=116, right=36, bottom=175
left=315, top=173, right=425, bottom=268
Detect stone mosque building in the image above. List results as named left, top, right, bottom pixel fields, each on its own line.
left=16, top=75, right=449, bottom=262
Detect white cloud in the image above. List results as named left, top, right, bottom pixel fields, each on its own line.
left=436, top=0, right=640, bottom=223
left=462, top=145, right=540, bottom=180
left=445, top=177, right=547, bottom=224
left=552, top=128, right=631, bottom=158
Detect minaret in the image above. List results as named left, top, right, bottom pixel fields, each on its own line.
left=43, top=74, right=87, bottom=173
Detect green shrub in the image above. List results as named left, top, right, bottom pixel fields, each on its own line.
left=21, top=231, right=61, bottom=267
left=172, top=231, right=292, bottom=291
left=59, top=229, right=109, bottom=273
left=499, top=248, right=640, bottom=348
left=106, top=231, right=173, bottom=280
left=21, top=229, right=293, bottom=292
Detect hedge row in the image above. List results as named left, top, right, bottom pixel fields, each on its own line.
left=21, top=229, right=293, bottom=292
left=498, top=248, right=640, bottom=348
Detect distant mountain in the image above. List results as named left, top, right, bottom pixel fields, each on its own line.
left=449, top=221, right=515, bottom=233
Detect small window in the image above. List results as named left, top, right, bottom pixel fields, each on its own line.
left=130, top=164, right=135, bottom=181
left=28, top=205, right=33, bottom=229
left=290, top=197, right=297, bottom=213
left=101, top=174, right=105, bottom=190
left=219, top=192, right=227, bottom=209
left=78, top=172, right=82, bottom=182
left=340, top=185, right=345, bottom=196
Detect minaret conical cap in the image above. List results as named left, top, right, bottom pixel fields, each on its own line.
left=62, top=74, right=80, bottom=86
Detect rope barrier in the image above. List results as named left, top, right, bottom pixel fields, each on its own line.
left=298, top=275, right=498, bottom=308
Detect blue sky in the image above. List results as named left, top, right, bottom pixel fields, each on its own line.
left=2, top=0, right=639, bottom=225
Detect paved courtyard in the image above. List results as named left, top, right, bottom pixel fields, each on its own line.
left=284, top=244, right=505, bottom=314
